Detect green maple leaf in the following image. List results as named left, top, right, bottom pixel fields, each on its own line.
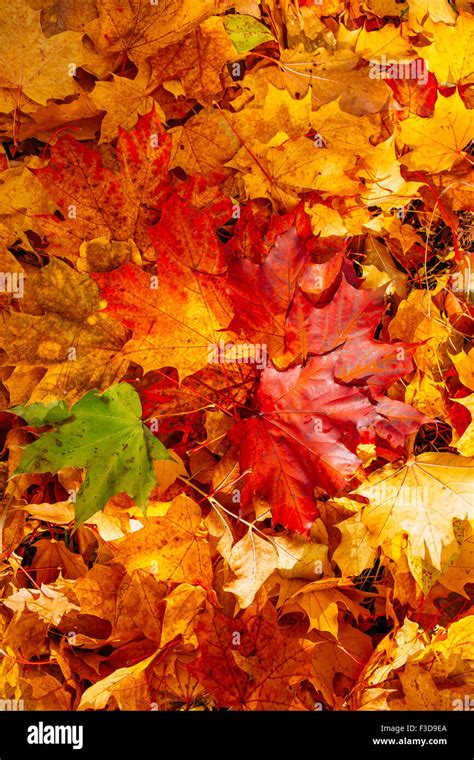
left=11, top=399, right=72, bottom=427
left=224, top=14, right=274, bottom=53
left=13, top=383, right=172, bottom=526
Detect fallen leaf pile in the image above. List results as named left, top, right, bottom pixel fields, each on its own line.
left=0, top=0, right=473, bottom=712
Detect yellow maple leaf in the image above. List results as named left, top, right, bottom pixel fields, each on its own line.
left=454, top=394, right=474, bottom=456
left=354, top=452, right=474, bottom=569
left=415, top=12, right=474, bottom=87
left=399, top=92, right=474, bottom=173
left=0, top=0, right=85, bottom=107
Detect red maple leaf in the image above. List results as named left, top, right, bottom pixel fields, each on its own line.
left=33, top=107, right=172, bottom=259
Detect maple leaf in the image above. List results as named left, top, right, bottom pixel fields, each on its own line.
left=10, top=399, right=70, bottom=427
left=285, top=274, right=386, bottom=362
left=353, top=617, right=474, bottom=711
left=188, top=601, right=316, bottom=710
left=19, top=671, right=73, bottom=711
left=169, top=109, right=240, bottom=176
left=399, top=92, right=474, bottom=173
left=34, top=108, right=171, bottom=260
left=31, top=538, right=87, bottom=585
left=333, top=510, right=378, bottom=577
left=333, top=337, right=417, bottom=389
left=93, top=0, right=232, bottom=64
left=222, top=529, right=329, bottom=609
left=232, top=355, right=382, bottom=535
left=93, top=195, right=233, bottom=379
left=285, top=578, right=370, bottom=638
left=455, top=394, right=474, bottom=456
left=0, top=310, right=129, bottom=404
left=223, top=14, right=275, bottom=53
left=276, top=46, right=389, bottom=116
left=415, top=12, right=474, bottom=87
left=110, top=494, right=213, bottom=586
left=225, top=225, right=308, bottom=361
left=4, top=585, right=80, bottom=627
left=148, top=17, right=237, bottom=105
left=386, top=67, right=438, bottom=118
left=228, top=135, right=360, bottom=209
left=160, top=584, right=207, bottom=647
left=309, top=99, right=381, bottom=155
left=78, top=651, right=161, bottom=710
left=137, top=363, right=257, bottom=421
left=353, top=453, right=474, bottom=569
left=0, top=0, right=85, bottom=108
left=90, top=71, right=160, bottom=144
left=232, top=84, right=313, bottom=147
left=0, top=167, right=56, bottom=248
left=14, top=383, right=171, bottom=525
left=359, top=135, right=423, bottom=210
